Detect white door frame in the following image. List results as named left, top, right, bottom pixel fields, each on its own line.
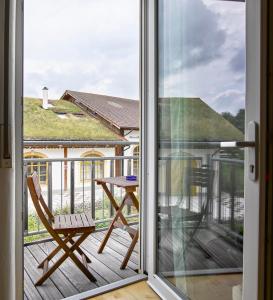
left=1, top=0, right=24, bottom=299
left=143, top=0, right=267, bottom=299
left=13, top=0, right=147, bottom=299
left=143, top=0, right=182, bottom=298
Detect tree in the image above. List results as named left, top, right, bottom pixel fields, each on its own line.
left=222, top=109, right=245, bottom=133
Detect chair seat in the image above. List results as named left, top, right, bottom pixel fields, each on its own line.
left=159, top=206, right=200, bottom=220
left=53, top=213, right=95, bottom=233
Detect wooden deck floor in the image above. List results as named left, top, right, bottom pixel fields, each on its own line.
left=24, top=228, right=139, bottom=300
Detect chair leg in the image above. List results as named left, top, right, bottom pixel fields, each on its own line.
left=68, top=233, right=96, bottom=282
left=69, top=251, right=96, bottom=282
left=36, top=251, right=69, bottom=286
left=36, top=232, right=96, bottom=285
left=68, top=238, right=91, bottom=263
left=37, top=234, right=73, bottom=268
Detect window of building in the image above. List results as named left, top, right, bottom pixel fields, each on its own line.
left=80, top=151, right=104, bottom=181
left=133, top=146, right=139, bottom=176
left=24, top=152, right=48, bottom=184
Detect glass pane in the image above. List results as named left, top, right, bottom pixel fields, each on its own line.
left=157, top=0, right=245, bottom=299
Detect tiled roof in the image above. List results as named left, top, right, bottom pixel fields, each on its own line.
left=61, top=90, right=139, bottom=130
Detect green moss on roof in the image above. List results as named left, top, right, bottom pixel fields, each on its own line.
left=159, top=98, right=244, bottom=142
left=24, top=98, right=122, bottom=141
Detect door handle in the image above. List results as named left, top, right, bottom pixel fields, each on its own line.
left=220, top=121, right=258, bottom=182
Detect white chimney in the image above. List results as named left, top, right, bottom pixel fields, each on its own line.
left=42, top=87, right=49, bottom=109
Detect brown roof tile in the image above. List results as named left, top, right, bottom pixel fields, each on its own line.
left=61, top=90, right=139, bottom=130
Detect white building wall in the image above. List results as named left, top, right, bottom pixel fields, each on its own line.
left=23, top=128, right=141, bottom=194
left=23, top=147, right=116, bottom=190
left=123, top=130, right=140, bottom=175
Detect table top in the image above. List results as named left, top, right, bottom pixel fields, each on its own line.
left=94, top=176, right=139, bottom=188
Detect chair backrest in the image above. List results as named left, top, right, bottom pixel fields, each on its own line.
left=184, top=166, right=214, bottom=214
left=27, top=172, right=55, bottom=234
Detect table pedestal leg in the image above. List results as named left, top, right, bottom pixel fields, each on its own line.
left=98, top=194, right=127, bottom=253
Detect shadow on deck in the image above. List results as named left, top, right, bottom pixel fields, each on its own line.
left=24, top=228, right=139, bottom=300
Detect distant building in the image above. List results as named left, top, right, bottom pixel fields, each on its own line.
left=24, top=91, right=242, bottom=192
left=23, top=90, right=140, bottom=190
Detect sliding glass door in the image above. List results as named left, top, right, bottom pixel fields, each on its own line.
left=145, top=0, right=262, bottom=299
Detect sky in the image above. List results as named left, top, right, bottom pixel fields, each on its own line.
left=24, top=0, right=245, bottom=115
left=24, top=0, right=140, bottom=100
left=159, top=0, right=246, bottom=115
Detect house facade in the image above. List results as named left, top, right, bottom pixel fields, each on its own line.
left=23, top=91, right=140, bottom=190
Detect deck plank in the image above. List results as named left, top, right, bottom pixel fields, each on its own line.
left=28, top=244, right=79, bottom=298
left=93, top=231, right=138, bottom=264
left=24, top=247, right=63, bottom=300
left=24, top=270, right=42, bottom=300
left=50, top=240, right=123, bottom=284
left=45, top=241, right=105, bottom=291
left=24, top=228, right=140, bottom=300
left=81, top=238, right=137, bottom=278
left=110, top=230, right=139, bottom=254
left=87, top=235, right=138, bottom=270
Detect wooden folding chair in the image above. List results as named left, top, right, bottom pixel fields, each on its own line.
left=27, top=172, right=96, bottom=286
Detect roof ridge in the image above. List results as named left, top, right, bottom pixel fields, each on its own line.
left=65, top=90, right=139, bottom=103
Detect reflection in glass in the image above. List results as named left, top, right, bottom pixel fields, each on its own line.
left=157, top=1, right=245, bottom=299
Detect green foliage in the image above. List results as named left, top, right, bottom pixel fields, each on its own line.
left=24, top=213, right=49, bottom=243
left=24, top=202, right=135, bottom=243
left=222, top=109, right=245, bottom=134
left=220, top=163, right=244, bottom=197
left=24, top=98, right=121, bottom=141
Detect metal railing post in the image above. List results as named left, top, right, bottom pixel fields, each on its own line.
left=127, top=159, right=131, bottom=176
left=70, top=161, right=75, bottom=214
left=218, top=161, right=222, bottom=223
left=110, top=160, right=114, bottom=217
left=166, top=159, right=171, bottom=208
left=127, top=158, right=134, bottom=215
left=186, top=159, right=191, bottom=210
left=48, top=162, right=52, bottom=212
left=23, top=164, right=29, bottom=233
left=91, top=161, right=96, bottom=220
left=230, top=164, right=236, bottom=231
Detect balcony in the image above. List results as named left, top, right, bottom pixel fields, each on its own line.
left=23, top=150, right=244, bottom=299
left=157, top=152, right=243, bottom=296
left=23, top=154, right=139, bottom=299
left=24, top=227, right=139, bottom=299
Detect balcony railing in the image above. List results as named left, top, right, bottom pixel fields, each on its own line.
left=23, top=147, right=244, bottom=246
left=23, top=155, right=139, bottom=241
left=158, top=153, right=244, bottom=243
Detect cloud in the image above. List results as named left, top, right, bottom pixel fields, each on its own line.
left=230, top=47, right=246, bottom=73
left=159, top=0, right=226, bottom=77
left=159, top=0, right=246, bottom=115
left=24, top=0, right=139, bottom=99
left=24, top=0, right=246, bottom=116
left=211, top=89, right=245, bottom=115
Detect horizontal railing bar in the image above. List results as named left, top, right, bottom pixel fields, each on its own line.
left=95, top=214, right=139, bottom=224
left=23, top=155, right=139, bottom=164
left=211, top=158, right=244, bottom=164
left=158, top=140, right=246, bottom=149
left=24, top=140, right=139, bottom=147
left=159, top=141, right=221, bottom=149
left=158, top=156, right=203, bottom=161
left=24, top=230, right=48, bottom=237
